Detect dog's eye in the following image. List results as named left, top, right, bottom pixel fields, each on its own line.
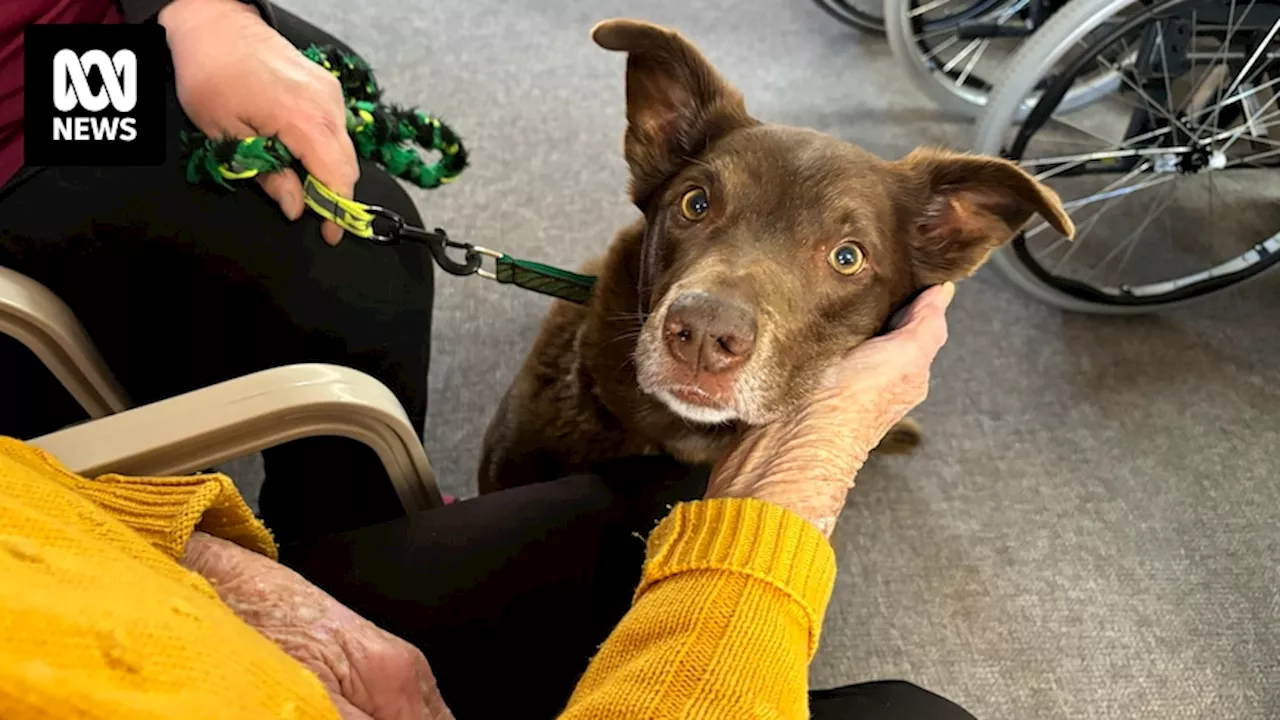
left=827, top=241, right=866, bottom=276
left=680, top=188, right=710, bottom=220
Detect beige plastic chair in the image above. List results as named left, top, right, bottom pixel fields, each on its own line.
left=2, top=266, right=441, bottom=513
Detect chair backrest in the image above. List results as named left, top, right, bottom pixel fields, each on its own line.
left=0, top=266, right=131, bottom=417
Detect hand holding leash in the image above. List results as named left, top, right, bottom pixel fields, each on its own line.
left=162, top=0, right=358, bottom=245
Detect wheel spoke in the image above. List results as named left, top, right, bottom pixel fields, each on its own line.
left=1200, top=0, right=1259, bottom=142
left=909, top=0, right=956, bottom=17
left=922, top=35, right=961, bottom=61
left=994, top=0, right=1030, bottom=22
left=1221, top=17, right=1280, bottom=107
left=1024, top=126, right=1173, bottom=181
left=1088, top=181, right=1179, bottom=284
left=1050, top=194, right=1119, bottom=274
left=1225, top=145, right=1280, bottom=166
left=1220, top=98, right=1280, bottom=153
left=942, top=39, right=984, bottom=73
left=1198, top=61, right=1280, bottom=141
left=1061, top=174, right=1175, bottom=211
left=1035, top=161, right=1152, bottom=255
left=1204, top=108, right=1280, bottom=143
left=955, top=39, right=989, bottom=87
left=1019, top=145, right=1190, bottom=171
left=1188, top=73, right=1280, bottom=122
left=1228, top=132, right=1280, bottom=148
left=1095, top=55, right=1197, bottom=139
left=1156, top=21, right=1176, bottom=121
left=1031, top=161, right=1154, bottom=279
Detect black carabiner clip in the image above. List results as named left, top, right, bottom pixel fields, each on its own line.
left=363, top=205, right=405, bottom=243
left=363, top=207, right=484, bottom=277
left=401, top=224, right=484, bottom=277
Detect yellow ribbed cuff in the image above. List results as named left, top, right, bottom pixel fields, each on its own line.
left=638, top=498, right=837, bottom=658
left=75, top=472, right=277, bottom=562
left=14, top=440, right=278, bottom=563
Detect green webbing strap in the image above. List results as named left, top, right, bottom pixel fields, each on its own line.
left=493, top=255, right=598, bottom=305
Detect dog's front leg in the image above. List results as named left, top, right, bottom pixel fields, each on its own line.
left=477, top=375, right=579, bottom=494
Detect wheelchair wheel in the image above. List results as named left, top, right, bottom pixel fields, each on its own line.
left=886, top=0, right=1122, bottom=117
left=974, top=0, right=1280, bottom=313
left=813, top=0, right=885, bottom=34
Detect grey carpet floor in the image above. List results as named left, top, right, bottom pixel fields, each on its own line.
left=272, top=1, right=1280, bottom=717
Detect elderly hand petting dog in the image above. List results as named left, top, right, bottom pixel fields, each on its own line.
left=708, top=282, right=955, bottom=536
left=0, top=285, right=960, bottom=720
left=182, top=277, right=952, bottom=720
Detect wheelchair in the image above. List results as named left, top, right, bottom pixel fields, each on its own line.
left=813, top=0, right=887, bottom=34
left=884, top=0, right=1126, bottom=117
left=972, top=0, right=1280, bottom=312
left=816, top=0, right=1115, bottom=115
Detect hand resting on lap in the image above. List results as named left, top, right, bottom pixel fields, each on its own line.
left=183, top=531, right=454, bottom=720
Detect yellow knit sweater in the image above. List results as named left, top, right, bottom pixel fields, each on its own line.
left=0, top=437, right=836, bottom=719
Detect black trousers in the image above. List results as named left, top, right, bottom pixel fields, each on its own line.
left=0, top=10, right=416, bottom=543
left=282, top=456, right=978, bottom=720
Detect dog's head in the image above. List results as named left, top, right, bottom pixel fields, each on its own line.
left=593, top=19, right=1073, bottom=426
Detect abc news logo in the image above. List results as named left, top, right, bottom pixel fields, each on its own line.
left=24, top=24, right=165, bottom=167
left=53, top=49, right=139, bottom=142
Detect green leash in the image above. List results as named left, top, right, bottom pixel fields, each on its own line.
left=181, top=44, right=597, bottom=305
left=492, top=254, right=598, bottom=305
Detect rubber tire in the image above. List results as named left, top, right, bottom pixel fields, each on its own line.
left=886, top=0, right=1122, bottom=119
left=813, top=0, right=885, bottom=34
left=970, top=0, right=1256, bottom=314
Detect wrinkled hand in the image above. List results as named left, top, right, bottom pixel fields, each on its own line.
left=160, top=0, right=357, bottom=245
left=182, top=532, right=453, bottom=720
left=707, top=283, right=955, bottom=536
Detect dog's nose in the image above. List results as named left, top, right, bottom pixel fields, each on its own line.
left=663, top=291, right=757, bottom=374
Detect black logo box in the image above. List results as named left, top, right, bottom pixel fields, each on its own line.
left=24, top=24, right=167, bottom=167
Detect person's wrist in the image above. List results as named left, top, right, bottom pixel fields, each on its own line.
left=708, top=451, right=865, bottom=537
left=180, top=530, right=248, bottom=579
left=743, top=475, right=857, bottom=537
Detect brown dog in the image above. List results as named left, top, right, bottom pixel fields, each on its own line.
left=478, top=19, right=1073, bottom=494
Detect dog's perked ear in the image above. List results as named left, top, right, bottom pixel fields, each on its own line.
left=591, top=19, right=757, bottom=205
left=895, top=148, right=1076, bottom=285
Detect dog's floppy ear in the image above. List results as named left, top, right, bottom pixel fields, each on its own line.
left=895, top=148, right=1075, bottom=285
left=592, top=19, right=755, bottom=205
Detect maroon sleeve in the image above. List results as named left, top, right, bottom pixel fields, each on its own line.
left=117, top=0, right=275, bottom=25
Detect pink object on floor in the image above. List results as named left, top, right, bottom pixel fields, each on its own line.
left=442, top=494, right=457, bottom=505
